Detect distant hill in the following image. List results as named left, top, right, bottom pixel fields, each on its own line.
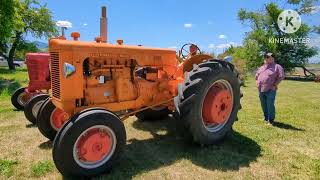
left=33, top=41, right=48, bottom=49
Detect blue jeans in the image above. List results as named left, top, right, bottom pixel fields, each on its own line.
left=259, top=90, right=276, bottom=122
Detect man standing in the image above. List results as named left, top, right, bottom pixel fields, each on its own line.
left=256, top=53, right=285, bottom=125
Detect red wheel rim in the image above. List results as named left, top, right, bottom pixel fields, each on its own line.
left=18, top=92, right=41, bottom=106
left=73, top=125, right=116, bottom=169
left=50, top=108, right=69, bottom=130
left=202, top=80, right=233, bottom=132
left=18, top=92, right=31, bottom=106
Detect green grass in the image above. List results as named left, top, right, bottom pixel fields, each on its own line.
left=0, top=67, right=28, bottom=100
left=0, top=159, right=18, bottom=177
left=30, top=160, right=54, bottom=177
left=0, top=66, right=320, bottom=179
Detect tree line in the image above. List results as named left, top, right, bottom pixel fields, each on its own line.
left=220, top=0, right=319, bottom=76
left=0, top=0, right=319, bottom=72
left=0, top=0, right=57, bottom=70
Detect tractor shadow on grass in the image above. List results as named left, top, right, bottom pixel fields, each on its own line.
left=38, top=140, right=53, bottom=149
left=272, top=121, right=304, bottom=131
left=0, top=77, right=22, bottom=95
left=97, top=115, right=261, bottom=179
left=26, top=124, right=37, bottom=128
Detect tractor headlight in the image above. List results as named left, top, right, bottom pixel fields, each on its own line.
left=63, top=62, right=75, bottom=78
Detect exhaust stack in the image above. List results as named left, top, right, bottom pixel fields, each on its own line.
left=100, top=6, right=108, bottom=43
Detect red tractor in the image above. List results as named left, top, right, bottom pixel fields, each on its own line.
left=11, top=53, right=51, bottom=124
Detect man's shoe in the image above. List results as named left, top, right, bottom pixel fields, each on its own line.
left=268, top=120, right=275, bottom=125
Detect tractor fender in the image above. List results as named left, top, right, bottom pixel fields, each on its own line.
left=182, top=54, right=213, bottom=73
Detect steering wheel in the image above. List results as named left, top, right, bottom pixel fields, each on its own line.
left=179, top=43, right=201, bottom=59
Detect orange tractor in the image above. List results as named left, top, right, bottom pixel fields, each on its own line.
left=38, top=6, right=242, bottom=177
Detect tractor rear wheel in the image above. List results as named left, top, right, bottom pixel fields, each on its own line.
left=37, top=99, right=69, bottom=140
left=24, top=94, right=49, bottom=124
left=175, top=60, right=241, bottom=145
left=11, top=87, right=29, bottom=110
left=135, top=106, right=170, bottom=121
left=53, top=109, right=126, bottom=177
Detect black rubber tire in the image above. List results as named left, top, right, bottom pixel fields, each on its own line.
left=135, top=107, right=170, bottom=121
left=53, top=109, right=126, bottom=177
left=176, top=60, right=241, bottom=145
left=52, top=107, right=108, bottom=156
left=36, top=97, right=50, bottom=119
left=37, top=99, right=58, bottom=141
left=24, top=94, right=49, bottom=124
left=11, top=87, right=27, bottom=110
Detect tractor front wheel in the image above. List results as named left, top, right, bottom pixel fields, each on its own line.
left=37, top=99, right=69, bottom=140
left=24, top=94, right=49, bottom=124
left=53, top=109, right=126, bottom=177
left=11, top=87, right=29, bottom=110
left=176, top=60, right=241, bottom=145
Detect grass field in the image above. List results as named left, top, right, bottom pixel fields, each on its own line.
left=0, top=67, right=320, bottom=179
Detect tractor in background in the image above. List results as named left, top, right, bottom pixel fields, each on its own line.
left=11, top=53, right=68, bottom=126
left=11, top=53, right=51, bottom=124
left=37, top=6, right=242, bottom=177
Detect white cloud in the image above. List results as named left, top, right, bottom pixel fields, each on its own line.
left=83, top=23, right=88, bottom=26
left=184, top=23, right=193, bottom=28
left=168, top=46, right=177, bottom=49
left=208, top=44, right=215, bottom=49
left=309, top=36, right=320, bottom=63
left=216, top=44, right=231, bottom=49
left=309, top=36, right=320, bottom=48
left=309, top=54, right=320, bottom=63
left=219, top=35, right=227, bottom=39
left=56, top=20, right=72, bottom=28
left=209, top=42, right=238, bottom=49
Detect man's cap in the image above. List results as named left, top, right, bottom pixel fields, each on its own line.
left=264, top=53, right=274, bottom=58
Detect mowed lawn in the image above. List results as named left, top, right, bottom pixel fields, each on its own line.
left=0, top=67, right=320, bottom=179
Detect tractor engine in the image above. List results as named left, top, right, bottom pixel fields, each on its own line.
left=82, top=57, right=167, bottom=106
left=82, top=58, right=138, bottom=104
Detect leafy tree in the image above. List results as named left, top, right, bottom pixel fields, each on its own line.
left=287, top=0, right=320, bottom=34
left=0, top=0, right=16, bottom=55
left=15, top=41, right=39, bottom=60
left=0, top=0, right=57, bottom=70
left=219, top=45, right=253, bottom=83
left=238, top=1, right=318, bottom=71
left=287, top=0, right=319, bottom=14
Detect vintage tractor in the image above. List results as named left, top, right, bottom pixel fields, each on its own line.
left=10, top=53, right=51, bottom=124
left=39, top=6, right=241, bottom=177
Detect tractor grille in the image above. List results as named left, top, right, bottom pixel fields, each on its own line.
left=50, top=52, right=61, bottom=99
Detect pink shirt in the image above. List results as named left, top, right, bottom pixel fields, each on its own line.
left=256, top=63, right=285, bottom=92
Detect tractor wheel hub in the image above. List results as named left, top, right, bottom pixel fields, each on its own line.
left=73, top=126, right=116, bottom=168
left=50, top=108, right=69, bottom=130
left=203, top=86, right=233, bottom=125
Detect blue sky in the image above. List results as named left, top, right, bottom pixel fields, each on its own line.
left=28, top=0, right=320, bottom=62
